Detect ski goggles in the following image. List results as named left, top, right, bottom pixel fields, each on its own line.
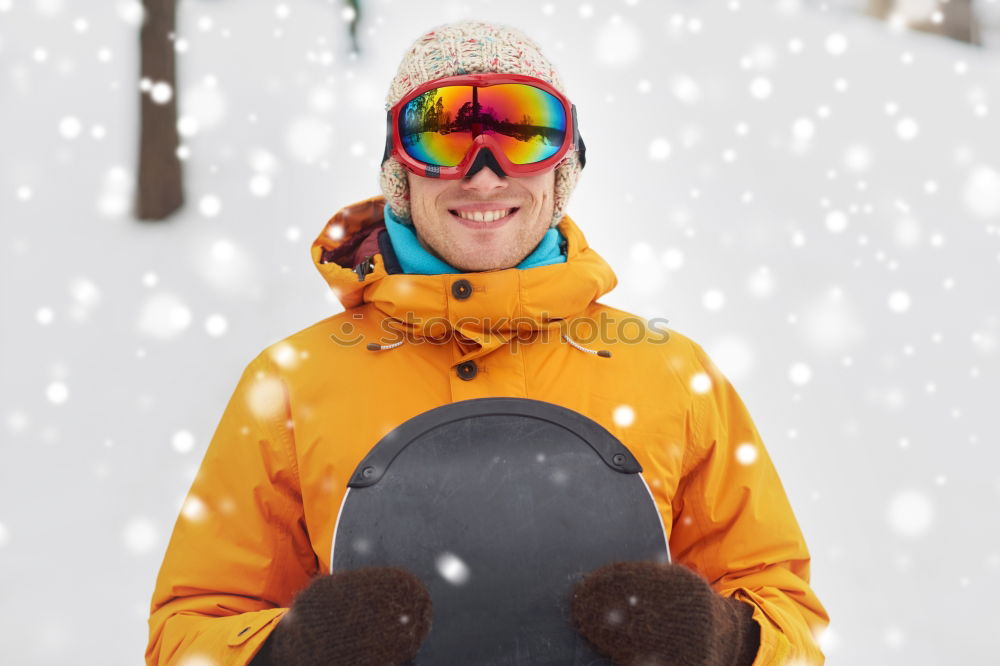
left=381, top=72, right=587, bottom=179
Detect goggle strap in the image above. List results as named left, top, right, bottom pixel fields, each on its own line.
left=572, top=104, right=587, bottom=170
left=381, top=109, right=392, bottom=166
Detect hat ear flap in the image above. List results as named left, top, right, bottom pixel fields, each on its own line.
left=551, top=150, right=583, bottom=228
left=379, top=155, right=413, bottom=225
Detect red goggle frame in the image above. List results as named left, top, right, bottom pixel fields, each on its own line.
left=381, top=72, right=586, bottom=179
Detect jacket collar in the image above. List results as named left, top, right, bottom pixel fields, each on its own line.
left=311, top=195, right=618, bottom=361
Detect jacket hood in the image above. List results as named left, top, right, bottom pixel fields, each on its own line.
left=310, top=195, right=619, bottom=360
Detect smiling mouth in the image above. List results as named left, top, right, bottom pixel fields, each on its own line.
left=448, top=207, right=519, bottom=223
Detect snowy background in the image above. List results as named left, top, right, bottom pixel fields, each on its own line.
left=2, top=0, right=999, bottom=663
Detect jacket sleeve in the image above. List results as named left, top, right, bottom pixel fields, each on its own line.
left=146, top=349, right=318, bottom=666
left=668, top=339, right=830, bottom=666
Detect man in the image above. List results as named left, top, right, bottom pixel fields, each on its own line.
left=146, top=20, right=829, bottom=666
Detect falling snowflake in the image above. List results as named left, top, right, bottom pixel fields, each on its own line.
left=613, top=404, right=635, bottom=427
left=435, top=551, right=471, bottom=585
left=886, top=490, right=934, bottom=536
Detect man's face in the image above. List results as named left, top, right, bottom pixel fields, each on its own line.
left=407, top=165, right=556, bottom=272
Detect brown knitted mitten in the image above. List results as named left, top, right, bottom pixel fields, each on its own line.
left=250, top=566, right=433, bottom=666
left=571, top=561, right=760, bottom=666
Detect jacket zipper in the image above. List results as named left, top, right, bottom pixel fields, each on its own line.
left=353, top=254, right=375, bottom=281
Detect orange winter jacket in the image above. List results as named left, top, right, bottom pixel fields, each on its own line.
left=146, top=195, right=829, bottom=666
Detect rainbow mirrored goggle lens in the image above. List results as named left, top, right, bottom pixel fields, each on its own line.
left=397, top=83, right=567, bottom=167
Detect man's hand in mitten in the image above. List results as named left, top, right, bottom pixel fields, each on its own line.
left=250, top=566, right=433, bottom=666
left=571, top=561, right=761, bottom=666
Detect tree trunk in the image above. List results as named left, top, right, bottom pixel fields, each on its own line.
left=865, top=0, right=983, bottom=46
left=135, top=0, right=183, bottom=221
left=347, top=0, right=361, bottom=54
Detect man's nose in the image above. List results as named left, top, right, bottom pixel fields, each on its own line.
left=461, top=165, right=508, bottom=191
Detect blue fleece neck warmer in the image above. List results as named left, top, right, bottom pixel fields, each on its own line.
left=383, top=203, right=567, bottom=275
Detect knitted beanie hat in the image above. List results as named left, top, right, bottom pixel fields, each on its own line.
left=379, top=20, right=584, bottom=229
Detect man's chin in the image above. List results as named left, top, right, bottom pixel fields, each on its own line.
left=449, top=259, right=504, bottom=273
left=439, top=237, right=515, bottom=271
left=446, top=250, right=516, bottom=273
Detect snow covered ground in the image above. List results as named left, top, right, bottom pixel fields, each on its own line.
left=2, top=0, right=999, bottom=663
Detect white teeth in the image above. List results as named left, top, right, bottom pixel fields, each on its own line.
left=454, top=208, right=512, bottom=222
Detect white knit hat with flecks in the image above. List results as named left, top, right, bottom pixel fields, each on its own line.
left=379, top=20, right=584, bottom=228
